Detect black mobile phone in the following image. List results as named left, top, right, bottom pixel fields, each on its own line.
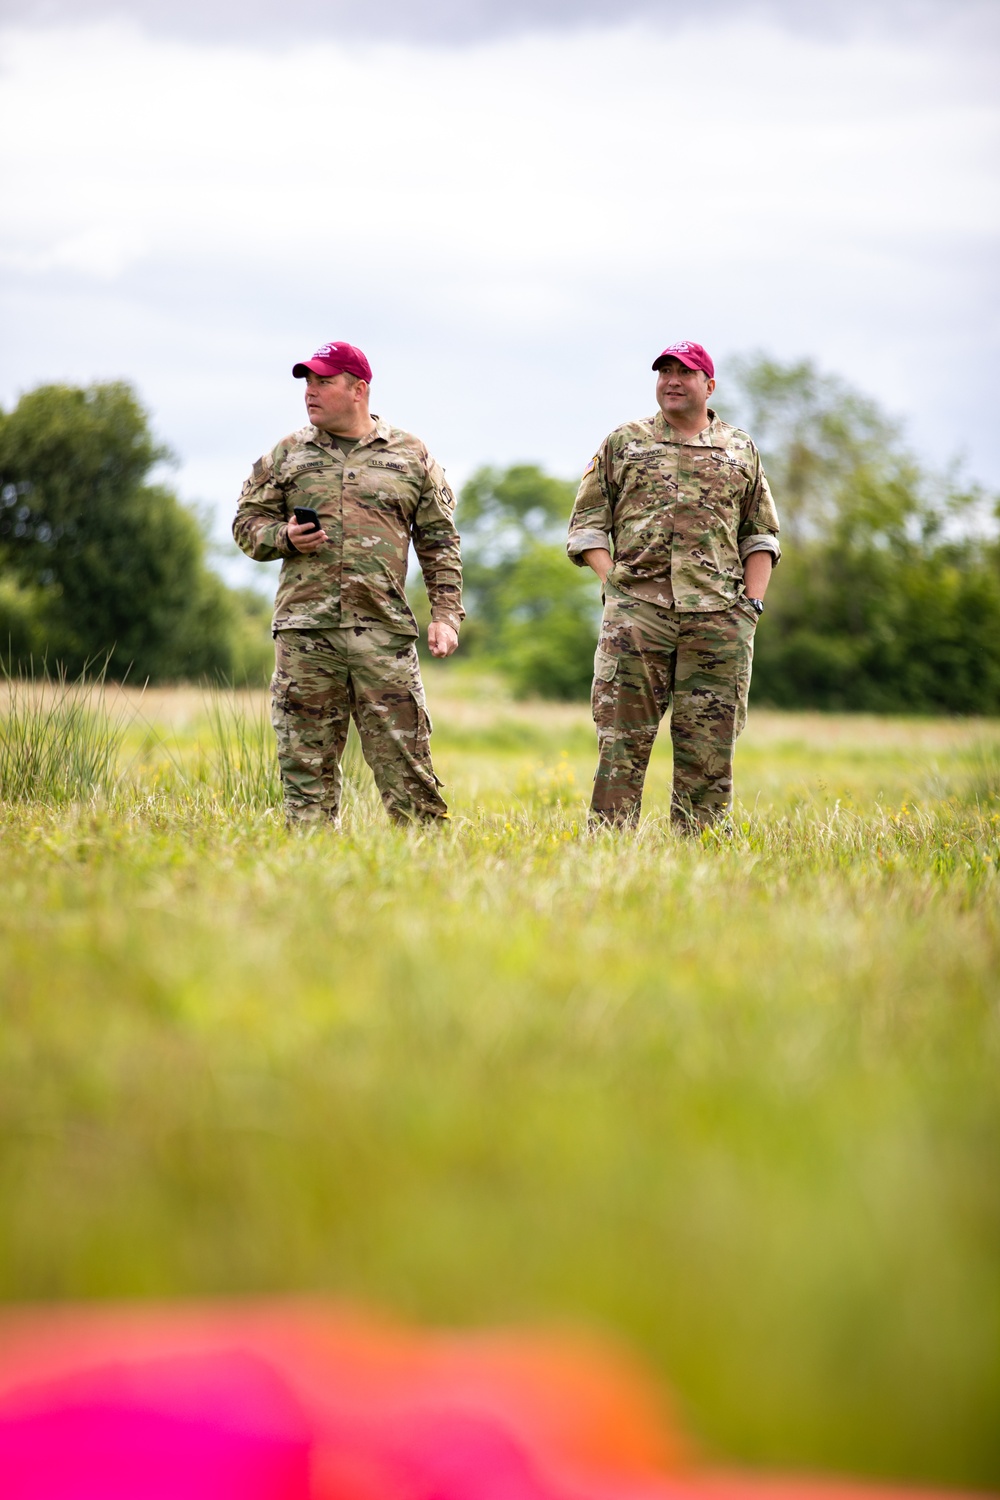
left=293, top=506, right=322, bottom=532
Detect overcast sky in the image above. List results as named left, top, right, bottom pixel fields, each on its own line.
left=8, top=0, right=1000, bottom=46
left=1, top=0, right=997, bottom=585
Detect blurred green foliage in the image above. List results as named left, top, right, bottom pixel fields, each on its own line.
left=0, top=383, right=273, bottom=684
left=457, top=463, right=599, bottom=698
left=718, top=355, right=1000, bottom=714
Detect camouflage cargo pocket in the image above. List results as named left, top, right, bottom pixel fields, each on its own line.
left=408, top=690, right=443, bottom=787
left=592, top=647, right=619, bottom=727
left=733, top=613, right=755, bottom=737
left=410, top=686, right=433, bottom=737
left=594, top=648, right=618, bottom=682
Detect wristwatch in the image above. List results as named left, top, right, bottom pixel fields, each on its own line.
left=745, top=597, right=765, bottom=615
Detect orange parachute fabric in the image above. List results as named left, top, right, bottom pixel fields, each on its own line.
left=0, top=1302, right=987, bottom=1500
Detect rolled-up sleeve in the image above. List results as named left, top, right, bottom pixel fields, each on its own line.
left=739, top=533, right=781, bottom=564
left=737, top=448, right=781, bottom=566
left=567, top=450, right=613, bottom=565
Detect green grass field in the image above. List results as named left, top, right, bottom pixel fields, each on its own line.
left=1, top=670, right=998, bottom=1487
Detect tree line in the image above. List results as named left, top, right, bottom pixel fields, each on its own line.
left=2, top=366, right=998, bottom=713
left=0, top=382, right=271, bottom=683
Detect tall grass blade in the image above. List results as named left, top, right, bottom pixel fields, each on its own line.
left=203, top=691, right=366, bottom=813
left=0, top=661, right=126, bottom=804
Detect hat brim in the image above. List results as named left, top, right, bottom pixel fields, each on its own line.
left=652, top=354, right=702, bottom=372
left=292, top=358, right=342, bottom=378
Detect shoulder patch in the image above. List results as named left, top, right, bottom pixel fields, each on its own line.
left=252, top=456, right=269, bottom=483
left=582, top=456, right=597, bottom=477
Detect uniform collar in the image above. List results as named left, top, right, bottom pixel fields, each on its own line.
left=307, top=415, right=391, bottom=452
left=652, top=407, right=723, bottom=445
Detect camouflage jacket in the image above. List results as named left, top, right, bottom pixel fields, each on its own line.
left=233, top=418, right=464, bottom=635
left=566, top=410, right=780, bottom=611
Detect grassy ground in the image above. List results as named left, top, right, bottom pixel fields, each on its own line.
left=1, top=669, right=998, bottom=1487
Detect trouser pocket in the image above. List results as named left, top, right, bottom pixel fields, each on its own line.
left=592, top=647, right=619, bottom=723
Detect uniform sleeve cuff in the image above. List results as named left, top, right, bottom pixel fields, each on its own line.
left=739, top=534, right=781, bottom=565
left=431, top=610, right=463, bottom=632
left=276, top=523, right=300, bottom=556
left=567, top=529, right=610, bottom=564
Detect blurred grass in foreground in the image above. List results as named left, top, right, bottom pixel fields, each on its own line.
left=0, top=671, right=998, bottom=1487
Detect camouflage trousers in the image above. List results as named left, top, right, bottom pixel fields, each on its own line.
left=590, top=582, right=758, bottom=830
left=271, top=627, right=447, bottom=826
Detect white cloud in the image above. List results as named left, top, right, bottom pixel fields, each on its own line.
left=3, top=21, right=994, bottom=273
left=0, top=14, right=997, bottom=578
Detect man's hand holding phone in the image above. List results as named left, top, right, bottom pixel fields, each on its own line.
left=288, top=506, right=328, bottom=553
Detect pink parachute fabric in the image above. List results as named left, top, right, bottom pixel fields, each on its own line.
left=0, top=1303, right=986, bottom=1500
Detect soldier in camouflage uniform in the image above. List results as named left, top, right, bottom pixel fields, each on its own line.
left=233, top=341, right=463, bottom=826
left=567, top=341, right=780, bottom=831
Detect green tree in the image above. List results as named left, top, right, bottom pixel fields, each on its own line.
left=719, top=355, right=1000, bottom=713
left=721, top=355, right=902, bottom=544
left=0, top=382, right=244, bottom=680
left=226, top=587, right=278, bottom=686
left=458, top=464, right=599, bottom=698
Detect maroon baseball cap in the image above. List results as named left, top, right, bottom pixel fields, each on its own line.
left=651, top=341, right=714, bottom=379
left=292, top=341, right=372, bottom=381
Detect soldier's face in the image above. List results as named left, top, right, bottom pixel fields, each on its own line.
left=655, top=360, right=715, bottom=422
left=303, top=371, right=364, bottom=433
